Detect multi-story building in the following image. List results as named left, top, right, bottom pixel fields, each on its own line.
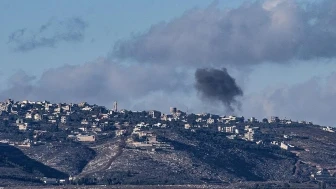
left=207, top=117, right=215, bottom=124
left=61, top=116, right=68, bottom=124
left=218, top=125, right=237, bottom=133
left=148, top=110, right=161, bottom=119
left=269, top=116, right=280, bottom=123
left=244, top=128, right=255, bottom=141
left=113, top=101, right=118, bottom=112
left=170, top=107, right=177, bottom=115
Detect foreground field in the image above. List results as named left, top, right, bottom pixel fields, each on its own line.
left=7, top=183, right=321, bottom=189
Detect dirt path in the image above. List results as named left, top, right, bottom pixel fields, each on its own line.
left=101, top=135, right=126, bottom=171
left=76, top=130, right=130, bottom=178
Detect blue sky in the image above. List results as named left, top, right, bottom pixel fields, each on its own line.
left=1, top=0, right=336, bottom=125
left=0, top=0, right=242, bottom=78
left=1, top=0, right=335, bottom=92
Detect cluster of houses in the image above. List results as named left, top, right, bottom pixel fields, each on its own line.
left=216, top=124, right=261, bottom=141
left=0, top=99, right=331, bottom=151
left=310, top=167, right=336, bottom=187
left=130, top=122, right=173, bottom=151
left=2, top=99, right=336, bottom=186
left=0, top=99, right=123, bottom=145
left=0, top=138, right=32, bottom=147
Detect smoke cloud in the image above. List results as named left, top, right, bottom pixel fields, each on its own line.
left=0, top=60, right=188, bottom=110
left=195, top=68, right=243, bottom=112
left=111, top=0, right=336, bottom=112
left=8, top=17, right=88, bottom=52
left=242, top=71, right=336, bottom=126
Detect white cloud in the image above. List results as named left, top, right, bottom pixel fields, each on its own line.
left=242, top=73, right=336, bottom=126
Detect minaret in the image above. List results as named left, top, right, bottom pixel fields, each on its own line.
left=113, top=101, right=118, bottom=112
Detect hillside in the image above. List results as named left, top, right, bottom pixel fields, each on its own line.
left=2, top=122, right=333, bottom=187
left=0, top=99, right=335, bottom=188
left=19, top=141, right=96, bottom=175
left=0, top=144, right=68, bottom=186
left=73, top=127, right=300, bottom=185
left=263, top=125, right=336, bottom=175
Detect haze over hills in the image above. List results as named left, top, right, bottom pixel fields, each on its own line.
left=0, top=99, right=335, bottom=188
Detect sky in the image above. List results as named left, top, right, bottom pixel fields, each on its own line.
left=1, top=0, right=336, bottom=126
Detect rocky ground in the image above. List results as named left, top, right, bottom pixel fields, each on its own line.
left=0, top=144, right=67, bottom=187
left=78, top=137, right=122, bottom=178
left=75, top=127, right=300, bottom=185
left=2, top=124, right=336, bottom=187
left=263, top=125, right=336, bottom=175
left=19, top=141, right=96, bottom=175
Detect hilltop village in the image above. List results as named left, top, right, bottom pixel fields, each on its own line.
left=0, top=99, right=328, bottom=148
left=1, top=99, right=336, bottom=188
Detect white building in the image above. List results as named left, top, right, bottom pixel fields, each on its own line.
left=244, top=128, right=256, bottom=141
left=280, top=142, right=295, bottom=150
left=77, top=135, right=95, bottom=142
left=269, top=116, right=280, bottom=123
left=62, top=105, right=71, bottom=111
left=196, top=118, right=203, bottom=123
left=61, top=116, right=68, bottom=124
left=322, top=126, right=334, bottom=133
left=81, top=119, right=89, bottom=125
left=25, top=112, right=33, bottom=119
left=18, top=123, right=28, bottom=131
left=218, top=125, right=237, bottom=133
left=116, top=130, right=127, bottom=136
left=82, top=106, right=92, bottom=111
left=207, top=117, right=215, bottom=124
left=16, top=118, right=24, bottom=124
left=148, top=110, right=161, bottom=119
left=34, top=114, right=42, bottom=121
left=225, top=126, right=236, bottom=133
left=48, top=119, right=57, bottom=124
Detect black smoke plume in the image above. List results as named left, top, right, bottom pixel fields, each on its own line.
left=195, top=68, right=243, bottom=112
